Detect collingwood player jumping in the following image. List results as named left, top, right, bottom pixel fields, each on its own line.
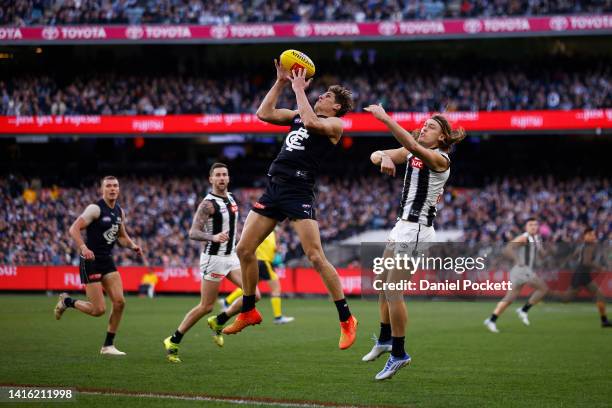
left=163, top=163, right=259, bottom=363
left=484, top=218, right=548, bottom=333
left=365, top=105, right=465, bottom=380
left=222, top=62, right=358, bottom=350
left=56, top=176, right=143, bottom=356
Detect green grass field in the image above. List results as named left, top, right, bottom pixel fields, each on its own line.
left=1, top=295, right=611, bottom=407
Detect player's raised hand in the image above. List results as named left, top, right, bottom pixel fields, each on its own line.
left=213, top=230, right=230, bottom=243
left=364, top=103, right=389, bottom=121
left=380, top=155, right=397, bottom=177
left=289, top=68, right=313, bottom=92
left=274, top=59, right=290, bottom=83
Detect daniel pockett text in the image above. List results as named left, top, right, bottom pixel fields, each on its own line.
left=371, top=253, right=512, bottom=292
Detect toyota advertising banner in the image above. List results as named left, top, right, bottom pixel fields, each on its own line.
left=0, top=15, right=610, bottom=44
left=0, top=110, right=610, bottom=135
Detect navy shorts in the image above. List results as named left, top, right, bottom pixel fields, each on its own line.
left=252, top=177, right=316, bottom=222
left=79, top=255, right=117, bottom=284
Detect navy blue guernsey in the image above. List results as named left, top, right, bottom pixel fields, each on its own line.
left=86, top=199, right=123, bottom=257
left=267, top=114, right=336, bottom=188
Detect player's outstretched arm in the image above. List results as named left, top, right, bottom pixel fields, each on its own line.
left=364, top=104, right=448, bottom=172
left=118, top=209, right=142, bottom=256
left=256, top=59, right=297, bottom=126
left=188, top=200, right=229, bottom=243
left=370, top=148, right=408, bottom=177
left=290, top=68, right=342, bottom=140
left=68, top=204, right=99, bottom=259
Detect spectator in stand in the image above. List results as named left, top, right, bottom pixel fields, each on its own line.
left=1, top=174, right=609, bottom=266
left=1, top=62, right=610, bottom=115
left=2, top=0, right=611, bottom=26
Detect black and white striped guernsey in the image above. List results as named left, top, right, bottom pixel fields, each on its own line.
left=398, top=149, right=450, bottom=227
left=202, top=192, right=239, bottom=256
left=519, top=232, right=540, bottom=268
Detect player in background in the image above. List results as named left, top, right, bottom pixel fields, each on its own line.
left=221, top=230, right=294, bottom=324
left=484, top=218, right=548, bottom=333
left=163, top=163, right=260, bottom=363
left=222, top=62, right=357, bottom=350
left=554, top=228, right=611, bottom=327
left=365, top=104, right=465, bottom=380
left=56, top=175, right=142, bottom=356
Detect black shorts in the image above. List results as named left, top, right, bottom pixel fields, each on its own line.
left=570, top=266, right=594, bottom=289
left=79, top=255, right=117, bottom=284
left=252, top=177, right=316, bottom=222
left=258, top=260, right=278, bottom=281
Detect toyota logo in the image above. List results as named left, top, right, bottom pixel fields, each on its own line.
left=463, top=19, right=482, bottom=34
left=549, top=16, right=569, bottom=31
left=210, top=25, right=229, bottom=39
left=293, top=24, right=312, bottom=37
left=378, top=22, right=397, bottom=36
left=125, top=26, right=144, bottom=39
left=42, top=27, right=60, bottom=40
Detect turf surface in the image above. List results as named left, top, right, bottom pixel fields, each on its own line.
left=1, top=295, right=610, bottom=407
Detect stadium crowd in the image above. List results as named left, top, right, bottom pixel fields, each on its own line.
left=2, top=0, right=611, bottom=26
left=2, top=63, right=610, bottom=115
left=1, top=174, right=609, bottom=266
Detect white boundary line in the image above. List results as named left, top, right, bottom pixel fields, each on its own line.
left=79, top=390, right=363, bottom=408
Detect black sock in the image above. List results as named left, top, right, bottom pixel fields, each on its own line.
left=170, top=330, right=184, bottom=344
left=216, top=312, right=230, bottom=325
left=103, top=332, right=115, bottom=347
left=521, top=303, right=532, bottom=313
left=64, top=297, right=77, bottom=308
left=334, top=299, right=351, bottom=322
left=601, top=315, right=608, bottom=324
left=490, top=314, right=498, bottom=322
left=391, top=336, right=405, bottom=358
left=379, top=323, right=392, bottom=343
left=241, top=295, right=256, bottom=313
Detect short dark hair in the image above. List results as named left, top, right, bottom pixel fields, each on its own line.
left=328, top=85, right=353, bottom=117
left=526, top=217, right=538, bottom=224
left=101, top=175, right=118, bottom=186
left=209, top=162, right=228, bottom=176
left=584, top=227, right=595, bottom=236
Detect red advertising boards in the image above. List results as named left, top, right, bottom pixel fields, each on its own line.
left=1, top=110, right=610, bottom=135
left=0, top=15, right=610, bottom=44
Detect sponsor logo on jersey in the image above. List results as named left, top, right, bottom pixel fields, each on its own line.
left=102, top=216, right=112, bottom=222
left=254, top=202, right=266, bottom=209
left=231, top=204, right=239, bottom=213
left=410, top=157, right=424, bottom=169
left=89, top=273, right=102, bottom=280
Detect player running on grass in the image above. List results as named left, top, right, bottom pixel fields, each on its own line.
left=163, top=163, right=260, bottom=363
left=56, top=175, right=142, bottom=356
left=484, top=218, right=548, bottom=333
left=365, top=106, right=465, bottom=380
left=222, top=61, right=357, bottom=350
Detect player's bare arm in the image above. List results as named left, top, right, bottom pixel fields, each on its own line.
left=118, top=209, right=142, bottom=256
left=188, top=199, right=229, bottom=243
left=370, top=148, right=409, bottom=177
left=365, top=104, right=448, bottom=172
left=255, top=59, right=297, bottom=125
left=503, top=234, right=528, bottom=265
left=69, top=203, right=99, bottom=260
left=290, top=68, right=343, bottom=142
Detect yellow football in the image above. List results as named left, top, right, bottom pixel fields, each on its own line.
left=279, top=49, right=316, bottom=78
